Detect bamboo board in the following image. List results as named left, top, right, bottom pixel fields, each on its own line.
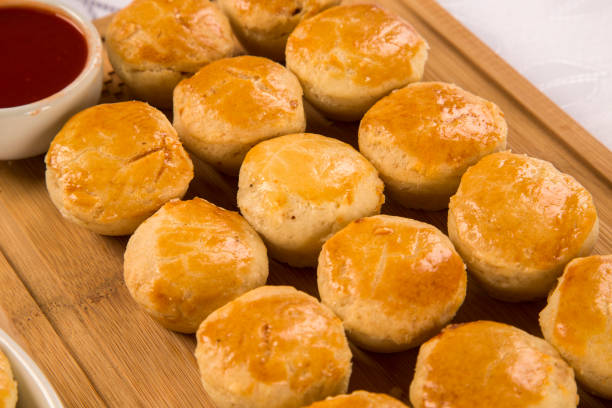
left=0, top=0, right=610, bottom=406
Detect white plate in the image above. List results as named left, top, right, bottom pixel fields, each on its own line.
left=0, top=329, right=63, bottom=408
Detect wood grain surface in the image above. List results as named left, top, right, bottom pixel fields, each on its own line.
left=0, top=1, right=610, bottom=407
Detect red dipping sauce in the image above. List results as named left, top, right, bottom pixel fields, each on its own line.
left=0, top=6, right=88, bottom=108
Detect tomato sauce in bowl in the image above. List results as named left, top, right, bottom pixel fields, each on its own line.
left=0, top=0, right=102, bottom=160
left=0, top=6, right=88, bottom=108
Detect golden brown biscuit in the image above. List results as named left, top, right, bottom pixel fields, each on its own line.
left=359, top=82, right=507, bottom=210
left=45, top=101, right=193, bottom=236
left=0, top=350, right=17, bottom=408
left=318, top=215, right=466, bottom=352
left=409, top=321, right=579, bottom=408
left=106, top=0, right=241, bottom=107
left=304, top=390, right=409, bottom=408
left=448, top=152, right=598, bottom=301
left=285, top=4, right=428, bottom=121
left=124, top=197, right=268, bottom=333
left=195, top=285, right=352, bottom=408
left=540, top=255, right=612, bottom=399
left=173, top=56, right=306, bottom=174
left=217, top=0, right=340, bottom=61
left=237, top=133, right=385, bottom=267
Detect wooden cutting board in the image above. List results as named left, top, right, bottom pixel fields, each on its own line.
left=0, top=0, right=610, bottom=406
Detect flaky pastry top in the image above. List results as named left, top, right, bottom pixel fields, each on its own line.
left=418, top=321, right=572, bottom=408
left=0, top=350, right=15, bottom=405
left=449, top=152, right=597, bottom=271
left=197, top=286, right=351, bottom=394
left=242, top=133, right=383, bottom=206
left=107, top=0, right=239, bottom=72
left=46, top=101, right=193, bottom=224
left=319, top=215, right=465, bottom=318
left=550, top=255, right=612, bottom=357
left=286, top=4, right=427, bottom=88
left=221, top=0, right=340, bottom=35
left=360, top=82, right=506, bottom=176
left=305, top=391, right=409, bottom=408
left=145, top=198, right=259, bottom=318
left=174, top=56, right=303, bottom=140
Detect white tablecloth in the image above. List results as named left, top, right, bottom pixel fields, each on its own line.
left=438, top=0, right=612, bottom=151
left=64, top=0, right=612, bottom=151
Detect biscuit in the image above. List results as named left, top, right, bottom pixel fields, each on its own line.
left=359, top=82, right=507, bottom=210
left=318, top=215, right=466, bottom=352
left=448, top=152, right=598, bottom=301
left=45, top=101, right=193, bottom=235
left=304, top=390, right=409, bottom=408
left=285, top=4, right=428, bottom=121
left=0, top=349, right=17, bottom=408
left=237, top=133, right=384, bottom=267
left=540, top=255, right=612, bottom=399
left=173, top=56, right=306, bottom=175
left=409, top=321, right=578, bottom=408
left=124, top=197, right=268, bottom=333
left=106, top=0, right=241, bottom=107
left=195, top=285, right=352, bottom=408
left=217, top=0, right=340, bottom=61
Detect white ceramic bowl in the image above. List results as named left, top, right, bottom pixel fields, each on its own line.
left=0, top=0, right=103, bottom=161
left=0, top=328, right=63, bottom=407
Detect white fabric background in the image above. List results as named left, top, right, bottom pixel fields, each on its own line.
left=63, top=0, right=612, bottom=151
left=437, top=0, right=611, bottom=150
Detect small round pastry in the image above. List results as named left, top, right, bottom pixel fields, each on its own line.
left=409, top=321, right=579, bottom=408
left=318, top=215, right=466, bottom=352
left=285, top=4, right=428, bottom=121
left=106, top=0, right=241, bottom=107
left=195, top=285, right=352, bottom=408
left=173, top=56, right=306, bottom=175
left=0, top=349, right=17, bottom=408
left=217, top=0, right=340, bottom=61
left=237, top=133, right=385, bottom=267
left=304, top=390, right=409, bottom=408
left=124, top=197, right=268, bottom=333
left=45, top=101, right=193, bottom=236
left=540, top=255, right=612, bottom=399
left=448, top=151, right=599, bottom=301
left=359, top=82, right=507, bottom=210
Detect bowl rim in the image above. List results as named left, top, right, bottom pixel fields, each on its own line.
left=0, top=0, right=103, bottom=116
left=0, top=327, right=64, bottom=408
